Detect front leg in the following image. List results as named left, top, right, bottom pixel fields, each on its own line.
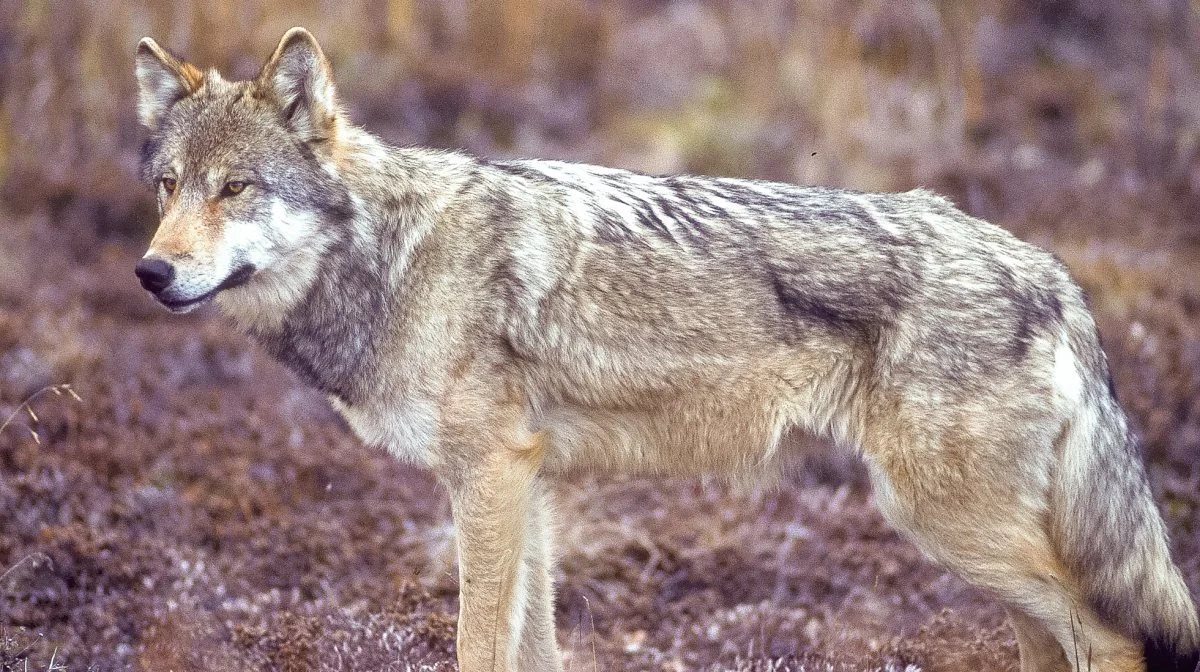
left=516, top=481, right=562, bottom=671
left=443, top=429, right=554, bottom=672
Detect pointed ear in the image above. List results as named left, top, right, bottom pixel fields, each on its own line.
left=258, top=28, right=339, bottom=143
left=134, top=38, right=203, bottom=128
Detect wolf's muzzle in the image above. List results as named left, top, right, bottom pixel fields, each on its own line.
left=135, top=258, right=175, bottom=294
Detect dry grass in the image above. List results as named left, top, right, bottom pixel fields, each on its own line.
left=2, top=0, right=1200, bottom=670
left=2, top=0, right=1198, bottom=232
left=1, top=384, right=81, bottom=445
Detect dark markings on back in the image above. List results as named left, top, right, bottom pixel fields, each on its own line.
left=624, top=196, right=677, bottom=245
left=655, top=195, right=714, bottom=242
left=767, top=272, right=873, bottom=340
left=990, top=260, right=1065, bottom=360
left=492, top=161, right=554, bottom=183
left=593, top=209, right=640, bottom=244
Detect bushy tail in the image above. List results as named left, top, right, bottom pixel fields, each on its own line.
left=1052, top=343, right=1199, bottom=671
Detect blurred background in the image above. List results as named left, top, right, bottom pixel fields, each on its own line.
left=2, top=1, right=1200, bottom=670
left=3, top=0, right=1200, bottom=241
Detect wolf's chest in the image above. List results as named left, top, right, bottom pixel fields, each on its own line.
left=328, top=395, right=442, bottom=467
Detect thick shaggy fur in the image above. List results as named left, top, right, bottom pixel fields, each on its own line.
left=133, top=28, right=1200, bottom=672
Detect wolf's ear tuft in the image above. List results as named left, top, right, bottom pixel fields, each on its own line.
left=135, top=38, right=203, bottom=128
left=259, top=28, right=339, bottom=143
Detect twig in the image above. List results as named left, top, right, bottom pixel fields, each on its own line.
left=0, top=383, right=82, bottom=445
left=0, top=552, right=52, bottom=588
left=580, top=594, right=597, bottom=672
left=1069, top=606, right=1081, bottom=672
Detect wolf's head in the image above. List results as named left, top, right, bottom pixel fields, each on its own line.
left=133, top=28, right=352, bottom=316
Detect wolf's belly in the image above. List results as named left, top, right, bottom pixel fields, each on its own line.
left=532, top=398, right=798, bottom=477
left=329, top=394, right=443, bottom=467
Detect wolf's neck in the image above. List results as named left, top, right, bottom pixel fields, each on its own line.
left=247, top=230, right=391, bottom=404
left=230, top=126, right=467, bottom=403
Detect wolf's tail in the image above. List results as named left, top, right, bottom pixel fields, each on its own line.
left=1054, top=329, right=1199, bottom=671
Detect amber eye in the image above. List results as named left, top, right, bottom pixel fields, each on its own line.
left=161, top=176, right=177, bottom=194
left=222, top=180, right=247, bottom=197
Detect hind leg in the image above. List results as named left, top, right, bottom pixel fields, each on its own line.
left=1007, top=580, right=1142, bottom=672
left=1008, top=608, right=1070, bottom=672
left=862, top=427, right=1143, bottom=671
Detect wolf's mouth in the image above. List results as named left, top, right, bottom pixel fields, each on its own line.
left=160, top=293, right=215, bottom=313
left=158, top=263, right=257, bottom=313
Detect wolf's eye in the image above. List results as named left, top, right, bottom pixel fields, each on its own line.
left=161, top=176, right=177, bottom=194
left=222, top=181, right=247, bottom=197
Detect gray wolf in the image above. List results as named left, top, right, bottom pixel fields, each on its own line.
left=132, top=27, right=1199, bottom=672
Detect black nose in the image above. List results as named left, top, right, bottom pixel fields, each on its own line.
left=135, top=258, right=175, bottom=293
